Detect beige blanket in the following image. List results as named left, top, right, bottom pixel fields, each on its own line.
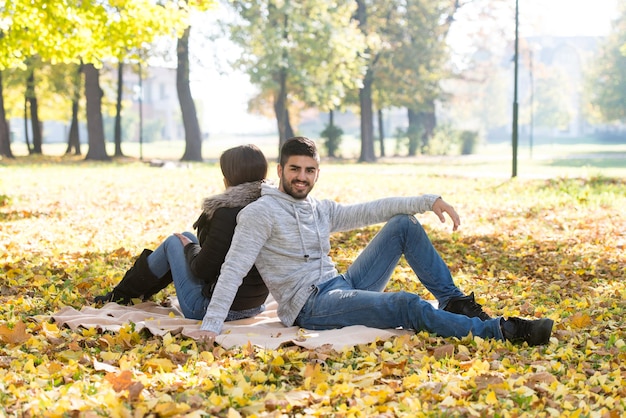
left=52, top=297, right=417, bottom=350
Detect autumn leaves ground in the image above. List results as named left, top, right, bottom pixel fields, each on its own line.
left=0, top=156, right=624, bottom=417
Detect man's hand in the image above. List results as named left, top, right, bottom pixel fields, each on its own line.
left=432, top=198, right=461, bottom=231
left=186, top=330, right=218, bottom=349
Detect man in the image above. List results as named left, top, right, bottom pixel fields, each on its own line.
left=188, top=136, right=553, bottom=346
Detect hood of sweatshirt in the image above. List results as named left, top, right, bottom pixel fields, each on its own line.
left=200, top=180, right=264, bottom=220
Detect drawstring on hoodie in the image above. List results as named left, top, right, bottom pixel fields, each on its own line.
left=293, top=203, right=325, bottom=284
left=293, top=202, right=324, bottom=271
left=293, top=207, right=310, bottom=262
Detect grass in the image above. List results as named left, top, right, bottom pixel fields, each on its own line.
left=7, top=135, right=626, bottom=179
left=0, top=142, right=625, bottom=416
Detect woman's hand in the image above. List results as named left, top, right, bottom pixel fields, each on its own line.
left=432, top=198, right=461, bottom=231
left=174, top=233, right=193, bottom=247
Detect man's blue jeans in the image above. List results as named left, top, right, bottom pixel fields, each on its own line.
left=147, top=232, right=263, bottom=321
left=295, top=215, right=504, bottom=341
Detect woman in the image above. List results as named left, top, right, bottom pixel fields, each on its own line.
left=95, top=144, right=269, bottom=321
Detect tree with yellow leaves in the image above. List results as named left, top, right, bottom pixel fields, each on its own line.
left=0, top=0, right=211, bottom=160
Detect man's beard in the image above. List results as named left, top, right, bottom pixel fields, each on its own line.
left=281, top=174, right=312, bottom=199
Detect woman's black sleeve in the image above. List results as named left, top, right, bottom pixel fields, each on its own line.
left=183, top=207, right=240, bottom=283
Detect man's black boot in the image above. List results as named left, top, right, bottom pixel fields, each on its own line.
left=500, top=317, right=554, bottom=346
left=443, top=292, right=491, bottom=320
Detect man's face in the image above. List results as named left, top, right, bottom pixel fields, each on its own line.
left=278, top=155, right=319, bottom=200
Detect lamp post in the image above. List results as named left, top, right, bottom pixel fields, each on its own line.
left=511, top=0, right=519, bottom=178
left=138, top=63, right=143, bottom=161
left=529, top=49, right=534, bottom=160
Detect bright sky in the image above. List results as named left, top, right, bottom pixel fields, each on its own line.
left=522, top=0, right=618, bottom=37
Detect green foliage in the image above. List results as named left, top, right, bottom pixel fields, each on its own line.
left=406, top=123, right=422, bottom=156
left=394, top=124, right=470, bottom=156
left=584, top=2, right=626, bottom=122
left=394, top=125, right=435, bottom=156
left=534, top=68, right=573, bottom=129
left=394, top=126, right=411, bottom=155
left=0, top=0, right=201, bottom=71
left=373, top=1, right=454, bottom=111
left=424, top=124, right=459, bottom=156
left=227, top=0, right=366, bottom=113
left=460, top=130, right=480, bottom=155
left=320, top=123, right=344, bottom=158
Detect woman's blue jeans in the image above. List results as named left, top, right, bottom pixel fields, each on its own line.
left=147, top=232, right=263, bottom=321
left=295, top=215, right=504, bottom=341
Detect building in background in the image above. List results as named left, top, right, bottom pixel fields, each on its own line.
left=123, top=66, right=185, bottom=143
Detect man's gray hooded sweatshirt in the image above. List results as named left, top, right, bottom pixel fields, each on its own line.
left=201, top=183, right=440, bottom=333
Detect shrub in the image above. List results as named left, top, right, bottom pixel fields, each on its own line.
left=320, top=124, right=344, bottom=158
left=460, top=130, right=481, bottom=155
left=424, top=124, right=460, bottom=156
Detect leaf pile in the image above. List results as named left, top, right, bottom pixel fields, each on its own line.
left=0, top=159, right=624, bottom=417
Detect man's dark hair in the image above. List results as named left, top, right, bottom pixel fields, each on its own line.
left=279, top=137, right=320, bottom=167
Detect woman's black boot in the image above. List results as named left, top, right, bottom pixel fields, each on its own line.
left=94, top=249, right=171, bottom=305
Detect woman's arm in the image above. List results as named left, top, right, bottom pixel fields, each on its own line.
left=183, top=207, right=241, bottom=283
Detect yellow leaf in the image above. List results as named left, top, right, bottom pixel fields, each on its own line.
left=100, top=351, right=120, bottom=362
left=303, top=363, right=325, bottom=389
left=271, top=355, right=285, bottom=367
left=569, top=312, right=592, bottom=329
left=81, top=327, right=98, bottom=337
left=154, top=402, right=191, bottom=416
left=227, top=408, right=242, bottom=418
left=0, top=321, right=29, bottom=344
left=58, top=350, right=83, bottom=362
left=250, top=370, right=268, bottom=384
left=485, top=390, right=498, bottom=405
left=41, top=321, right=60, bottom=334
left=143, top=358, right=175, bottom=372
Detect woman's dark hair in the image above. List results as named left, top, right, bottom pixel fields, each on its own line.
left=279, top=136, right=320, bottom=167
left=220, top=144, right=268, bottom=186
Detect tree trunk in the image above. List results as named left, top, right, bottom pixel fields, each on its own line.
left=84, top=63, right=110, bottom=161
left=114, top=62, right=124, bottom=157
left=177, top=27, right=203, bottom=162
left=0, top=72, right=14, bottom=158
left=417, top=101, right=436, bottom=153
left=377, top=108, right=385, bottom=157
left=356, top=0, right=376, bottom=162
left=66, top=64, right=82, bottom=155
left=358, top=67, right=376, bottom=162
left=285, top=107, right=295, bottom=139
left=273, top=68, right=289, bottom=155
left=329, top=110, right=335, bottom=158
left=66, top=99, right=81, bottom=155
left=24, top=96, right=31, bottom=153
left=26, top=69, right=43, bottom=154
left=326, top=109, right=339, bottom=158
left=407, top=108, right=419, bottom=156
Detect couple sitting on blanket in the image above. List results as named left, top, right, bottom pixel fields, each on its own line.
left=96, top=137, right=553, bottom=347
